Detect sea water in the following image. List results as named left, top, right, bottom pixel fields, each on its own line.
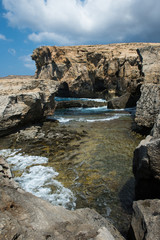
left=0, top=98, right=143, bottom=236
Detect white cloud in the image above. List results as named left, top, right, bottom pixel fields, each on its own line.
left=2, top=0, right=160, bottom=45
left=20, top=54, right=36, bottom=70
left=0, top=34, right=7, bottom=40
left=8, top=48, right=16, bottom=56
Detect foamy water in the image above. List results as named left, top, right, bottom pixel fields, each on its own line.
left=0, top=149, right=76, bottom=209
left=55, top=97, right=107, bottom=102
left=52, top=105, right=131, bottom=123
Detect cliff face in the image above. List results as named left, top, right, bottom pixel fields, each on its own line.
left=133, top=84, right=160, bottom=199
left=0, top=77, right=58, bottom=136
left=32, top=43, right=160, bottom=106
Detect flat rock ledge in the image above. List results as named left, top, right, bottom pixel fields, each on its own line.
left=0, top=77, right=58, bottom=137
left=0, top=157, right=124, bottom=240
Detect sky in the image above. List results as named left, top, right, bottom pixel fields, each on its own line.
left=0, top=0, right=160, bottom=77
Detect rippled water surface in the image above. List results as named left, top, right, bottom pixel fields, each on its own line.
left=0, top=100, right=143, bottom=236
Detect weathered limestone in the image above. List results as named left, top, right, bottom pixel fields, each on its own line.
left=0, top=77, right=58, bottom=136
left=0, top=157, right=124, bottom=240
left=131, top=84, right=160, bottom=239
left=133, top=84, right=160, bottom=199
left=32, top=43, right=160, bottom=108
left=135, top=84, right=160, bottom=128
left=138, top=46, right=160, bottom=84
left=130, top=199, right=160, bottom=240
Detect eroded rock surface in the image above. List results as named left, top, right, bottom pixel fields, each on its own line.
left=130, top=199, right=160, bottom=240
left=32, top=43, right=160, bottom=108
left=0, top=77, right=58, bottom=136
left=133, top=84, right=160, bottom=199
left=0, top=157, right=124, bottom=240
left=135, top=84, right=160, bottom=129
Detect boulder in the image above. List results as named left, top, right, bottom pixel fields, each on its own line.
left=130, top=199, right=160, bottom=240
left=0, top=77, right=58, bottom=136
left=0, top=157, right=124, bottom=240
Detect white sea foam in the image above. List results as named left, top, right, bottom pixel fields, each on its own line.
left=0, top=149, right=76, bottom=209
left=55, top=97, right=107, bottom=102
left=16, top=165, right=76, bottom=209
left=55, top=113, right=127, bottom=123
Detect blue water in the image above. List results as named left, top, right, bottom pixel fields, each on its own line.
left=55, top=97, right=107, bottom=102
left=50, top=98, right=135, bottom=123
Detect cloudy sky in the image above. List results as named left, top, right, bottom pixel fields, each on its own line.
left=0, top=0, right=160, bottom=77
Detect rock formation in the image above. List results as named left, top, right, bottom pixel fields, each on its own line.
left=131, top=84, right=160, bottom=239
left=32, top=43, right=160, bottom=108
left=133, top=84, right=160, bottom=199
left=0, top=157, right=124, bottom=240
left=135, top=84, right=160, bottom=129
left=130, top=199, right=160, bottom=240
left=0, top=76, right=58, bottom=136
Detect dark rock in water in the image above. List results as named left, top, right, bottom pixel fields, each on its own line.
left=129, top=199, right=160, bottom=240
left=0, top=157, right=124, bottom=240
left=56, top=100, right=107, bottom=109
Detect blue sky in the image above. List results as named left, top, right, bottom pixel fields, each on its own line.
left=1, top=0, right=160, bottom=77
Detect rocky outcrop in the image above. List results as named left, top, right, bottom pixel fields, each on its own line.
left=130, top=199, right=160, bottom=240
left=0, top=76, right=58, bottom=136
left=137, top=46, right=160, bottom=84
left=133, top=84, right=160, bottom=199
left=56, top=99, right=107, bottom=109
left=32, top=43, right=160, bottom=108
left=135, top=84, right=160, bottom=129
left=130, top=83, right=160, bottom=239
left=0, top=157, right=124, bottom=240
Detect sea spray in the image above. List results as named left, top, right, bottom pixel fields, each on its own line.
left=0, top=149, right=76, bottom=209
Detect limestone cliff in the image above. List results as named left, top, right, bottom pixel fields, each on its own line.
left=32, top=43, right=160, bottom=108
left=0, top=76, right=58, bottom=136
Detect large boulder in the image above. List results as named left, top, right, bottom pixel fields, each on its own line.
left=129, top=199, right=160, bottom=240
left=0, top=157, right=124, bottom=240
left=0, top=77, right=58, bottom=136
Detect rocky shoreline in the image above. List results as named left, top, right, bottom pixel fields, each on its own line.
left=0, top=43, right=160, bottom=239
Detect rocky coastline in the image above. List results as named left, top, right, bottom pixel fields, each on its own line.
left=0, top=43, right=160, bottom=239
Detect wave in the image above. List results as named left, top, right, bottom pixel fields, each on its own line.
left=55, top=97, right=107, bottom=102
left=0, top=149, right=76, bottom=209
left=54, top=114, right=128, bottom=123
